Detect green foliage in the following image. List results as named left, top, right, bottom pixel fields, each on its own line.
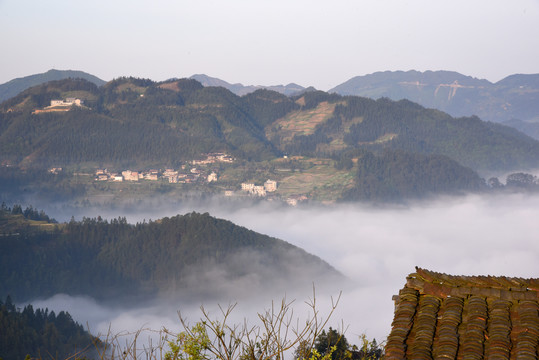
left=305, top=330, right=383, bottom=360
left=355, top=335, right=383, bottom=360
left=166, top=323, right=211, bottom=360
left=314, top=328, right=349, bottom=360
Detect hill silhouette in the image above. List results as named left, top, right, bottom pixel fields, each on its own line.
left=0, top=69, right=106, bottom=103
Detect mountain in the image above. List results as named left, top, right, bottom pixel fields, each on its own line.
left=265, top=91, right=539, bottom=172
left=329, top=70, right=539, bottom=126
left=0, top=207, right=341, bottom=302
left=0, top=69, right=106, bottom=103
left=3, top=77, right=539, bottom=173
left=190, top=74, right=307, bottom=96
left=0, top=77, right=280, bottom=167
left=3, top=76, right=539, bottom=202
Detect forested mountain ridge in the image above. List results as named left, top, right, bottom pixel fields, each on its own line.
left=328, top=70, right=539, bottom=125
left=0, top=77, right=280, bottom=167
left=1, top=76, right=538, bottom=173
left=190, top=74, right=307, bottom=96
left=3, top=76, right=539, bottom=203
left=0, top=208, right=341, bottom=302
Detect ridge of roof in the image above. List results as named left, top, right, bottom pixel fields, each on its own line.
left=412, top=267, right=539, bottom=291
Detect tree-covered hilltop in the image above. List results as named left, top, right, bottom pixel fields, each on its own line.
left=0, top=296, right=98, bottom=360
left=340, top=149, right=486, bottom=202
left=0, top=207, right=341, bottom=303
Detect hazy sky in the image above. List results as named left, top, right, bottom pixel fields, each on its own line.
left=1, top=0, right=538, bottom=90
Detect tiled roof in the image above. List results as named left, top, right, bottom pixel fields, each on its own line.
left=385, top=267, right=539, bottom=360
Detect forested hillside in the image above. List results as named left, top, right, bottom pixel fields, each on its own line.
left=341, top=149, right=485, bottom=201
left=2, top=76, right=537, bottom=172
left=0, top=296, right=97, bottom=360
left=0, top=207, right=340, bottom=302
left=2, top=75, right=539, bottom=202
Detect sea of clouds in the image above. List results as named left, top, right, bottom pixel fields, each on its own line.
left=28, top=192, right=539, bottom=349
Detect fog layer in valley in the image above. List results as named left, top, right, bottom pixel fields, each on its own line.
left=28, top=193, right=539, bottom=346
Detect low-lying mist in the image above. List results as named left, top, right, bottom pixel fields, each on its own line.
left=26, top=192, right=539, bottom=347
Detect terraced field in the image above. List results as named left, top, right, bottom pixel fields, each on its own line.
left=275, top=158, right=356, bottom=202
left=266, top=101, right=337, bottom=144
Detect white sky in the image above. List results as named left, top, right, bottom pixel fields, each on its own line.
left=1, top=0, right=538, bottom=90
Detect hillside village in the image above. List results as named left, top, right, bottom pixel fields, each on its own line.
left=58, top=152, right=287, bottom=202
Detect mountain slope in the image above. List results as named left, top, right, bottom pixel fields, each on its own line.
left=0, top=77, right=279, bottom=167
left=0, top=69, right=106, bottom=103
left=2, top=76, right=539, bottom=175
left=268, top=92, right=539, bottom=172
left=0, top=209, right=341, bottom=302
left=329, top=70, right=539, bottom=125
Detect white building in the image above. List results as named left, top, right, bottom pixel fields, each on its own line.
left=207, top=172, right=218, bottom=182
left=264, top=179, right=277, bottom=192
left=241, top=183, right=255, bottom=191
left=50, top=98, right=84, bottom=107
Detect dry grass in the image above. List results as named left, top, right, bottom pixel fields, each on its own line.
left=158, top=82, right=180, bottom=92
left=266, top=102, right=337, bottom=143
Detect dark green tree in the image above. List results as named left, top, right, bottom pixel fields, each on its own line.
left=314, top=328, right=350, bottom=360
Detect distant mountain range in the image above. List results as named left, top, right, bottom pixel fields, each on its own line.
left=0, top=69, right=106, bottom=103
left=328, top=70, right=539, bottom=125
left=2, top=71, right=539, bottom=201
left=3, top=68, right=538, bottom=127
left=2, top=76, right=538, bottom=175
left=190, top=74, right=310, bottom=96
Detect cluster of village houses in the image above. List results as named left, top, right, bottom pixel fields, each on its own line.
left=47, top=153, right=316, bottom=205
left=87, top=153, right=278, bottom=198
left=93, top=153, right=233, bottom=184
left=94, top=167, right=215, bottom=184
